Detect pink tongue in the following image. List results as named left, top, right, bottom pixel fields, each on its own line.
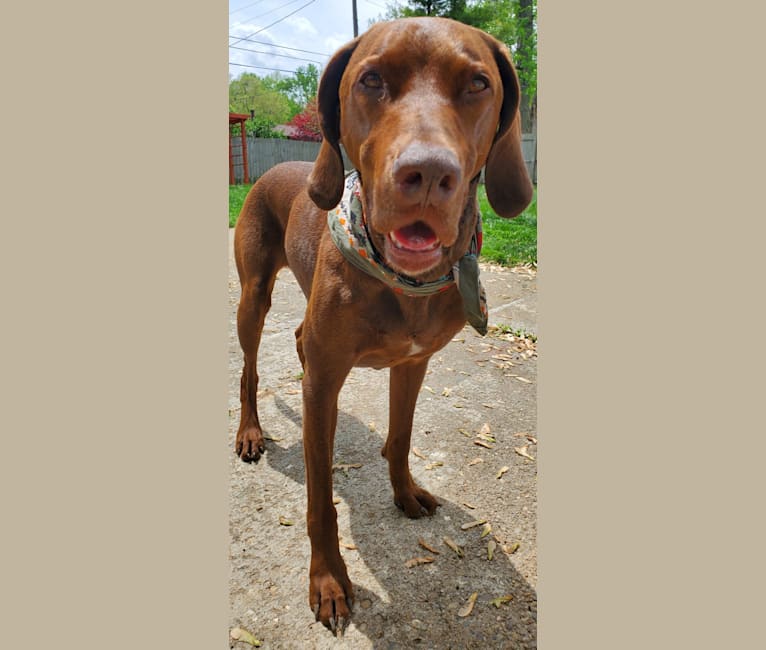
left=392, top=222, right=438, bottom=251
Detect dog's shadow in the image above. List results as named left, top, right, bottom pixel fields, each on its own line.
left=262, top=395, right=537, bottom=648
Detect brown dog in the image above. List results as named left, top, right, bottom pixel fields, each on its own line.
left=234, top=17, right=533, bottom=635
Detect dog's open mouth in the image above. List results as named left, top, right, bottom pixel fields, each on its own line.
left=384, top=221, right=443, bottom=275
left=388, top=221, right=441, bottom=252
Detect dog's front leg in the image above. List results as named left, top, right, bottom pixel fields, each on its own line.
left=382, top=358, right=439, bottom=517
left=300, top=345, right=353, bottom=635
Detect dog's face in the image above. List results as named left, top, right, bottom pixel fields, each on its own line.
left=309, top=17, right=530, bottom=282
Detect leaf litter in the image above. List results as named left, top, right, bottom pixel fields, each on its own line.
left=457, top=592, right=479, bottom=617
left=230, top=627, right=262, bottom=647
left=418, top=538, right=441, bottom=554
left=405, top=556, right=435, bottom=568
left=443, top=537, right=464, bottom=558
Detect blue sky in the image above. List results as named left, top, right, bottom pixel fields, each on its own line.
left=229, top=0, right=394, bottom=81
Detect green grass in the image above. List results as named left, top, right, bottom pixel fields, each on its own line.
left=229, top=184, right=252, bottom=227
left=229, top=183, right=537, bottom=265
left=478, top=184, right=537, bottom=266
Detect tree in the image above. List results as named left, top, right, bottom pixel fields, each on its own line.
left=386, top=0, right=466, bottom=17
left=270, top=65, right=320, bottom=116
left=285, top=97, right=322, bottom=142
left=229, top=72, right=293, bottom=127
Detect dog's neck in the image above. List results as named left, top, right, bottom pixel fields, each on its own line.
left=327, top=171, right=488, bottom=334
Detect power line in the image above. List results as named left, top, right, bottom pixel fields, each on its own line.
left=231, top=0, right=306, bottom=29
left=229, top=61, right=303, bottom=75
left=229, top=0, right=267, bottom=16
left=228, top=34, right=330, bottom=57
left=229, top=44, right=322, bottom=65
left=229, top=0, right=317, bottom=46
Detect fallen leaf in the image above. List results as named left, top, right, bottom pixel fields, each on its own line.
left=332, top=463, right=363, bottom=474
left=405, top=556, right=435, bottom=568
left=496, top=465, right=510, bottom=479
left=368, top=422, right=376, bottom=432
left=340, top=542, right=358, bottom=550
left=514, top=446, right=535, bottom=461
left=412, top=447, right=427, bottom=460
left=451, top=337, right=465, bottom=343
left=278, top=516, right=294, bottom=526
left=263, top=434, right=283, bottom=442
left=332, top=497, right=341, bottom=505
left=423, top=385, right=435, bottom=394
left=230, top=627, right=262, bottom=647
left=442, top=387, right=452, bottom=397
left=467, top=458, right=483, bottom=466
left=515, top=376, right=532, bottom=384
left=443, top=537, right=464, bottom=558
left=457, top=592, right=479, bottom=617
left=504, top=542, right=521, bottom=555
left=425, top=461, right=443, bottom=471
left=512, top=432, right=529, bottom=438
left=461, top=519, right=487, bottom=531
left=481, top=403, right=496, bottom=409
left=453, top=403, right=465, bottom=408
left=490, top=595, right=514, bottom=608
left=474, top=440, right=493, bottom=449
left=480, top=523, right=492, bottom=538
left=458, top=428, right=472, bottom=438
left=479, top=423, right=492, bottom=436
left=477, top=432, right=496, bottom=443
left=462, top=501, right=476, bottom=509
left=526, top=435, right=538, bottom=445
left=418, top=538, right=441, bottom=555
left=487, top=539, right=497, bottom=560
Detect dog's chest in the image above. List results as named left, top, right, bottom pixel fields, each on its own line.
left=355, top=292, right=465, bottom=368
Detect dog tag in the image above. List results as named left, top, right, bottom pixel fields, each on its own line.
left=455, top=253, right=488, bottom=336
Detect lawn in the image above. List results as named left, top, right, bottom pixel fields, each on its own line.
left=229, top=182, right=537, bottom=266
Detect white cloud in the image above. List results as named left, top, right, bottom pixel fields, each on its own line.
left=285, top=16, right=318, bottom=35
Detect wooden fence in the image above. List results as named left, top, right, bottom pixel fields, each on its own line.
left=230, top=134, right=537, bottom=185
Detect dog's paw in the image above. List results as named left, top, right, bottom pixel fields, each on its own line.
left=309, top=568, right=354, bottom=637
left=235, top=426, right=265, bottom=463
left=394, top=483, right=439, bottom=518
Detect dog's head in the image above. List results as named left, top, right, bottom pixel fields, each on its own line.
left=309, top=17, right=533, bottom=281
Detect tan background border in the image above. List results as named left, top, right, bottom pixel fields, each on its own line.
left=539, top=2, right=766, bottom=647
left=3, top=1, right=765, bottom=648
left=3, top=1, right=229, bottom=648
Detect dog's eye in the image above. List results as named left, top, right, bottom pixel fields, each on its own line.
left=360, top=72, right=383, bottom=89
left=468, top=75, right=489, bottom=93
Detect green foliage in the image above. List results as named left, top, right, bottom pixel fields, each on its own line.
left=397, top=0, right=466, bottom=17
left=229, top=72, right=293, bottom=126
left=230, top=118, right=286, bottom=139
left=270, top=65, right=320, bottom=117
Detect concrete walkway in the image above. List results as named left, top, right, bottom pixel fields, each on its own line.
left=228, top=228, right=537, bottom=649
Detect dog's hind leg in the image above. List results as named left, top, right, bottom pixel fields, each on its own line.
left=382, top=358, right=439, bottom=517
left=233, top=189, right=288, bottom=463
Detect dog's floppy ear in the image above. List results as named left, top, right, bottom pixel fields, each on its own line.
left=483, top=38, right=534, bottom=219
left=307, top=38, right=360, bottom=210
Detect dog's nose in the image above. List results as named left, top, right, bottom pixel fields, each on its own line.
left=393, top=144, right=461, bottom=206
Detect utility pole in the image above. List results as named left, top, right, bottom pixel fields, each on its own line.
left=352, top=0, right=359, bottom=37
